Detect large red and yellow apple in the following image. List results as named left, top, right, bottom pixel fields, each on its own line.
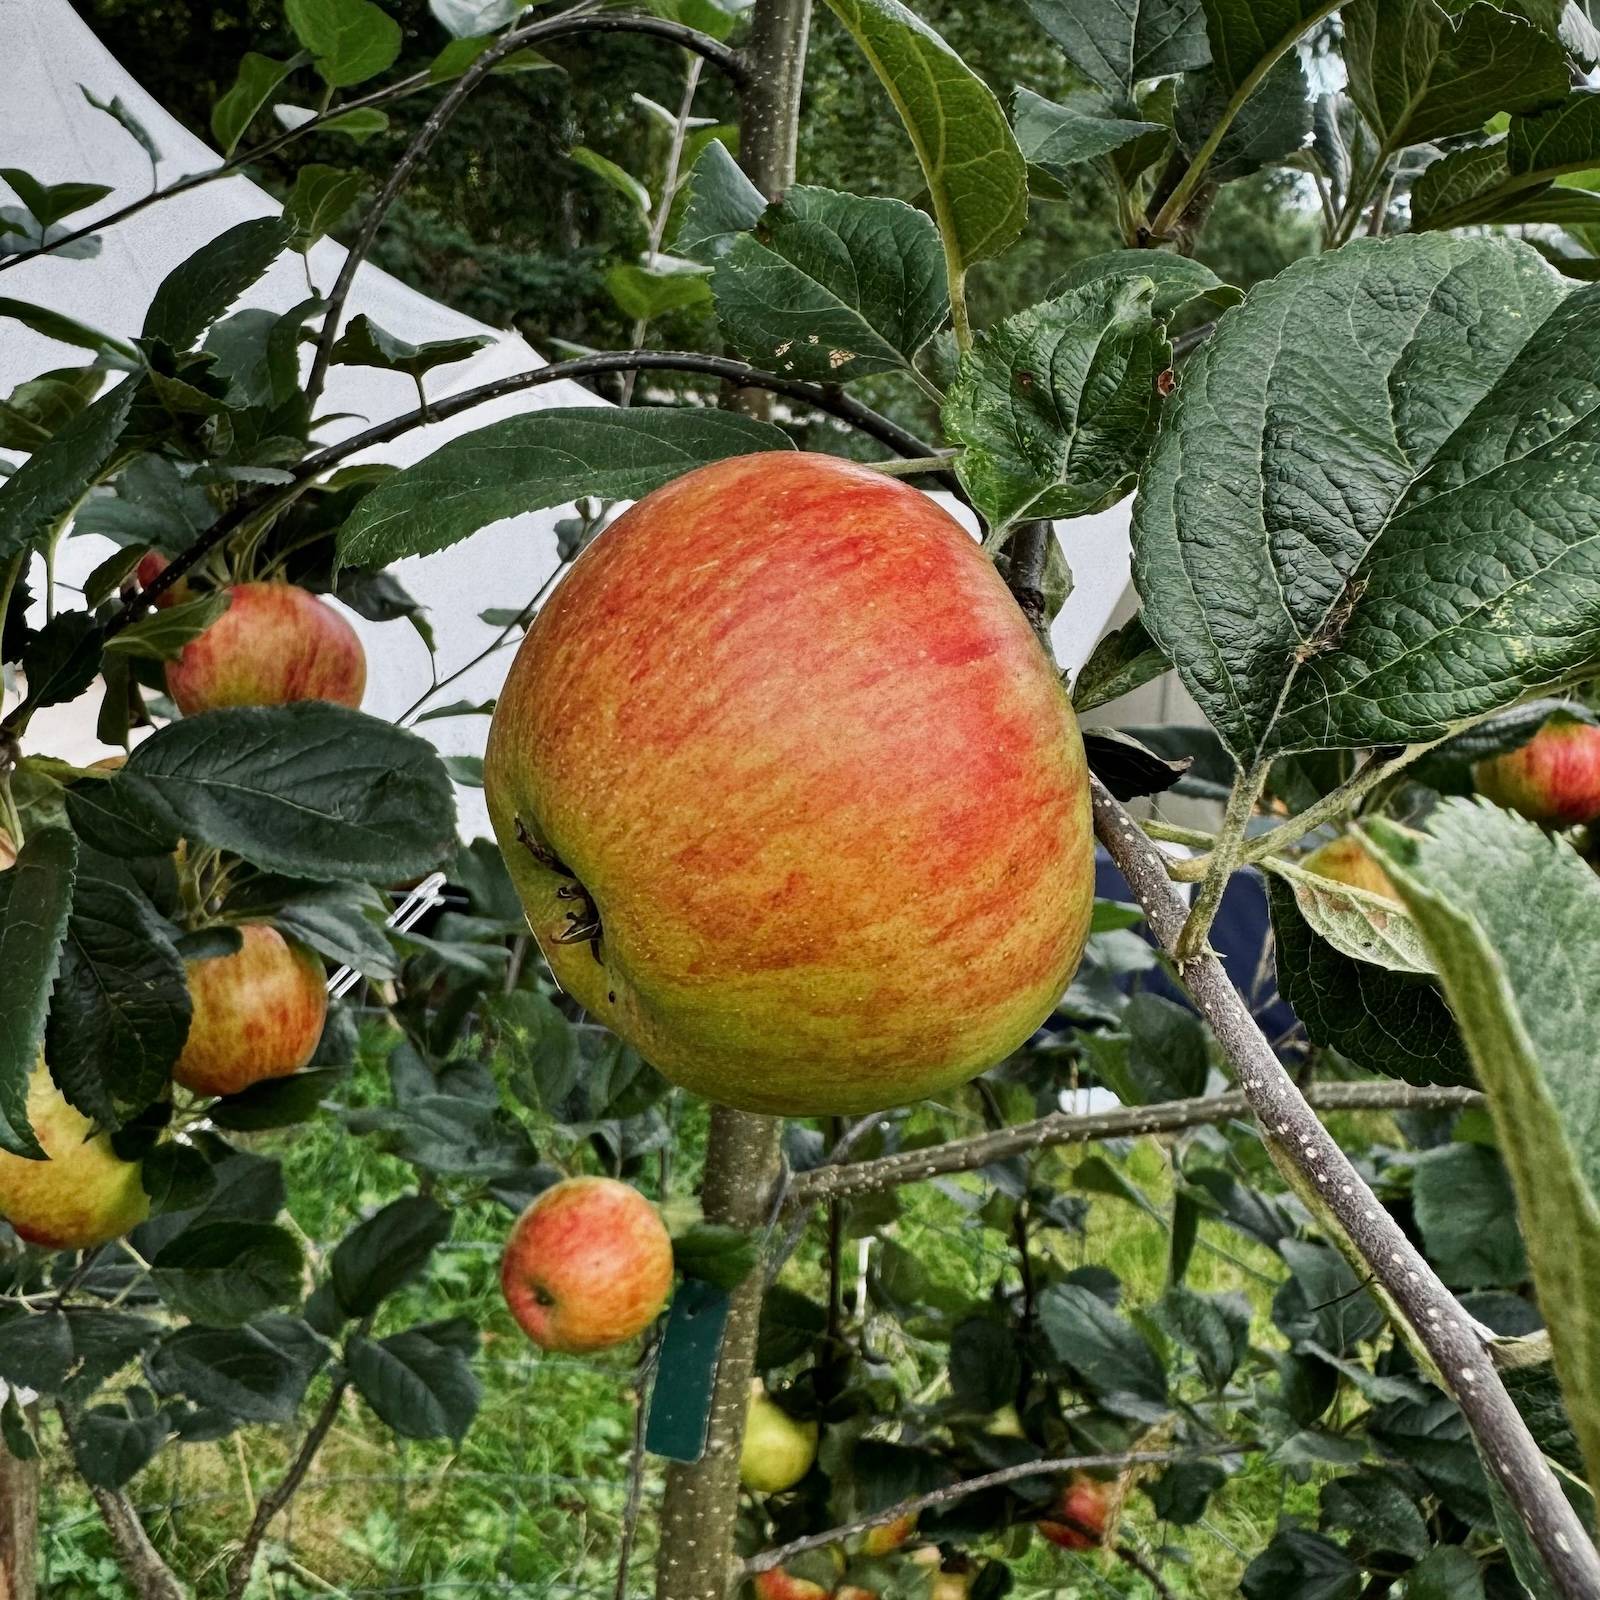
left=500, top=1175, right=673, bottom=1352
left=174, top=923, right=327, bottom=1097
left=1039, top=1475, right=1110, bottom=1551
left=752, top=1572, right=829, bottom=1600
left=0, top=1060, right=149, bottom=1249
left=1474, top=717, right=1600, bottom=828
left=860, top=1513, right=917, bottom=1557
left=741, top=1380, right=819, bottom=1492
left=1301, top=835, right=1399, bottom=903
left=484, top=452, right=1095, bottom=1115
left=166, top=582, right=366, bottom=715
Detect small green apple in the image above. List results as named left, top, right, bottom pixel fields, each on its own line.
left=740, top=1380, right=819, bottom=1493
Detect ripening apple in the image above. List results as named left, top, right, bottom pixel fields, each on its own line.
left=1474, top=717, right=1600, bottom=828
left=0, top=828, right=13, bottom=871
left=860, top=1514, right=917, bottom=1557
left=928, top=1571, right=971, bottom=1600
left=1301, top=835, right=1400, bottom=903
left=740, top=1380, right=819, bottom=1493
left=485, top=452, right=1095, bottom=1116
left=166, top=581, right=366, bottom=715
left=174, top=923, right=327, bottom=1098
left=0, top=1059, right=149, bottom=1249
left=136, top=549, right=189, bottom=608
left=500, top=1175, right=674, bottom=1352
left=752, top=1572, right=829, bottom=1600
left=1039, top=1475, right=1110, bottom=1551
left=835, top=1586, right=878, bottom=1600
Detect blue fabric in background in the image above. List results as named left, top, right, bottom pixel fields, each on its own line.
left=1092, top=849, right=1298, bottom=1043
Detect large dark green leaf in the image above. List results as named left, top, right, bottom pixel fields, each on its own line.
left=330, top=1195, right=452, bottom=1319
left=349, top=1318, right=480, bottom=1440
left=0, top=827, right=77, bottom=1156
left=1266, top=877, right=1473, bottom=1087
left=336, top=408, right=790, bottom=569
left=1413, top=1142, right=1527, bottom=1289
left=0, top=380, right=136, bottom=564
left=1343, top=0, right=1569, bottom=150
left=1048, top=249, right=1239, bottom=318
left=712, top=187, right=947, bottom=382
left=674, top=140, right=765, bottom=264
left=146, top=1317, right=327, bottom=1424
left=1013, top=89, right=1166, bottom=175
left=1273, top=1239, right=1385, bottom=1355
left=1132, top=235, right=1600, bottom=764
left=944, top=277, right=1170, bottom=536
left=1319, top=1471, right=1430, bottom=1561
left=122, top=704, right=456, bottom=881
left=141, top=218, right=295, bottom=352
left=823, top=0, right=1027, bottom=272
left=1019, top=0, right=1210, bottom=101
left=1200, top=0, right=1338, bottom=95
left=66, top=1389, right=168, bottom=1489
left=1367, top=800, right=1600, bottom=1506
left=1174, top=52, right=1311, bottom=182
left=44, top=875, right=190, bottom=1127
left=151, top=1220, right=304, bottom=1326
left=1038, top=1281, right=1167, bottom=1416
left=1241, top=1528, right=1361, bottom=1600
left=1151, top=1285, right=1251, bottom=1389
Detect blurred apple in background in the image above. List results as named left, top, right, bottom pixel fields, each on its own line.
left=1474, top=715, right=1600, bottom=828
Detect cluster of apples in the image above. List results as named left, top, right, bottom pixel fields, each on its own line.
left=0, top=560, right=370, bottom=1253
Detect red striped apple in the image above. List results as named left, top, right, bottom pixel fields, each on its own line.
left=500, top=1175, right=673, bottom=1352
left=174, top=923, right=327, bottom=1097
left=0, top=1059, right=149, bottom=1249
left=166, top=582, right=366, bottom=715
left=860, top=1514, right=917, bottom=1557
left=1040, top=1475, right=1110, bottom=1550
left=485, top=452, right=1095, bottom=1115
left=1474, top=716, right=1600, bottom=828
left=136, top=549, right=188, bottom=608
left=753, top=1572, right=829, bottom=1600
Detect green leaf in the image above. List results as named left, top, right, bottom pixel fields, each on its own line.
left=328, top=313, right=492, bottom=379
left=211, top=52, right=303, bottom=155
left=1174, top=51, right=1311, bottom=182
left=79, top=88, right=162, bottom=173
left=1072, top=613, right=1170, bottom=713
left=603, top=259, right=712, bottom=322
left=0, top=297, right=136, bottom=364
left=66, top=1390, right=168, bottom=1489
left=1265, top=877, right=1473, bottom=1087
left=823, top=0, right=1027, bottom=272
left=713, top=187, right=947, bottom=382
left=1048, top=248, right=1239, bottom=318
left=1200, top=0, right=1338, bottom=96
left=0, top=828, right=77, bottom=1157
left=21, top=612, right=103, bottom=713
left=1151, top=1285, right=1251, bottom=1389
left=122, top=703, right=457, bottom=882
left=944, top=277, right=1170, bottom=536
left=349, top=1319, right=480, bottom=1440
left=1124, top=990, right=1208, bottom=1102
left=142, top=217, right=295, bottom=352
left=317, top=105, right=390, bottom=139
left=569, top=145, right=651, bottom=217
left=285, top=0, right=402, bottom=87
left=674, top=140, right=766, bottom=263
left=1343, top=0, right=1569, bottom=151
left=1274, top=1238, right=1385, bottom=1354
left=102, top=590, right=230, bottom=662
left=336, top=407, right=791, bottom=568
left=1261, top=855, right=1433, bottom=975
left=1013, top=88, right=1166, bottom=175
left=1132, top=234, right=1600, bottom=764
left=1038, top=1282, right=1167, bottom=1416
left=330, top=1196, right=452, bottom=1318
left=152, top=1220, right=304, bottom=1326
left=284, top=163, right=364, bottom=249
left=673, top=1221, right=760, bottom=1290
left=1413, top=1142, right=1527, bottom=1289
left=1019, top=0, right=1210, bottom=101
left=1365, top=799, right=1600, bottom=1506
left=0, top=380, right=136, bottom=565
left=208, top=1068, right=345, bottom=1132
left=1241, top=1528, right=1361, bottom=1600
left=1145, top=1458, right=1226, bottom=1524
left=146, top=1318, right=326, bottom=1424
left=948, top=1315, right=1021, bottom=1411
left=44, top=876, right=190, bottom=1128
left=1319, top=1471, right=1430, bottom=1561
left=271, top=886, right=397, bottom=978
left=1405, top=1546, right=1486, bottom=1600
left=0, top=169, right=112, bottom=230
left=0, top=367, right=104, bottom=453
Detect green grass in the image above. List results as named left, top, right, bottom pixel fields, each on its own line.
left=35, top=1044, right=1341, bottom=1600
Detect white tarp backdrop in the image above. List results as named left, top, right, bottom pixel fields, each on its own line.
left=1, top=0, right=1134, bottom=841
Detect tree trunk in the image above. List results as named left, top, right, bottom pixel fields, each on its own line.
left=655, top=1109, right=784, bottom=1600
left=0, top=1396, right=38, bottom=1600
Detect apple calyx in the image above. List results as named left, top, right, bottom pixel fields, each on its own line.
left=514, top=814, right=604, bottom=962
